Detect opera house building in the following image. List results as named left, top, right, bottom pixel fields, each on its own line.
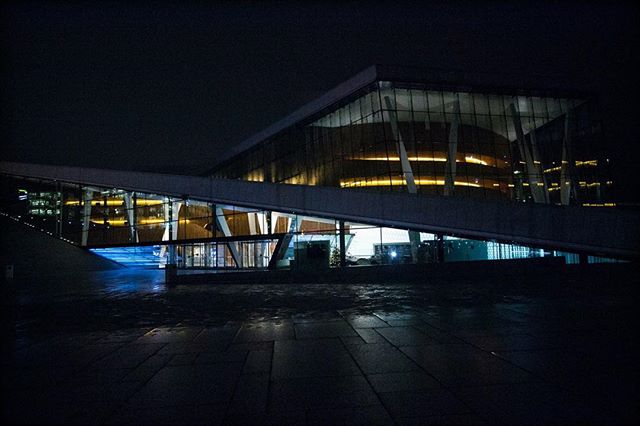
left=1, top=66, right=636, bottom=272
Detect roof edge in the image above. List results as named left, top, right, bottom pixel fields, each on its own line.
left=205, top=65, right=380, bottom=174
left=207, top=64, right=594, bottom=174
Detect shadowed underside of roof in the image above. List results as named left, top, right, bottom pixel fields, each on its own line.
left=2, top=161, right=637, bottom=260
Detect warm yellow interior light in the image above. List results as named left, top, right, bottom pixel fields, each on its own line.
left=464, top=157, right=489, bottom=166
left=340, top=178, right=482, bottom=188
left=347, top=155, right=489, bottom=166
left=89, top=218, right=190, bottom=226
left=66, top=199, right=164, bottom=206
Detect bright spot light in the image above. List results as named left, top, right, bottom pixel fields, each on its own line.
left=390, top=251, right=397, bottom=258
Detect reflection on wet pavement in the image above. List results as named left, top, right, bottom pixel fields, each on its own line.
left=2, top=267, right=639, bottom=424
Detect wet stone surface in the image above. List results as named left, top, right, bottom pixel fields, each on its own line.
left=2, top=268, right=639, bottom=424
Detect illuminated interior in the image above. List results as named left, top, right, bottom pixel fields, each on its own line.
left=0, top=173, right=623, bottom=270
left=212, top=81, right=613, bottom=205
left=0, top=71, right=622, bottom=271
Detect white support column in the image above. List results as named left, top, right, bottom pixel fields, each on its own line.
left=271, top=212, right=279, bottom=234
left=560, top=111, right=577, bottom=206
left=160, top=197, right=176, bottom=264
left=215, top=206, right=241, bottom=268
left=161, top=197, right=170, bottom=242
left=509, top=103, right=546, bottom=203
left=255, top=212, right=266, bottom=235
left=81, top=189, right=93, bottom=246
left=171, top=201, right=183, bottom=241
left=269, top=211, right=294, bottom=268
left=270, top=212, right=292, bottom=234
left=528, top=130, right=549, bottom=203
left=252, top=212, right=270, bottom=268
left=247, top=212, right=257, bottom=235
left=123, top=192, right=138, bottom=243
left=383, top=96, right=416, bottom=193
left=444, top=99, right=460, bottom=196
left=256, top=212, right=268, bottom=268
left=55, top=182, right=63, bottom=237
left=256, top=212, right=269, bottom=268
left=383, top=95, right=420, bottom=262
left=247, top=212, right=260, bottom=268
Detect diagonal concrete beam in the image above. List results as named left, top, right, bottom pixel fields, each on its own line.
left=383, top=95, right=420, bottom=262
left=444, top=99, right=460, bottom=197
left=81, top=188, right=93, bottom=246
left=215, top=206, right=242, bottom=268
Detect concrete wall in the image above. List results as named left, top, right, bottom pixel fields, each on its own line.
left=172, top=257, right=639, bottom=286
left=0, top=215, right=122, bottom=281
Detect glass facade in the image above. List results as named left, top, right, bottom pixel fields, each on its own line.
left=0, top=73, right=626, bottom=270
left=212, top=81, right=613, bottom=206
left=1, top=174, right=621, bottom=269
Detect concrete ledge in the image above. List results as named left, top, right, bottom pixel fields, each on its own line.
left=172, top=257, right=564, bottom=285
left=171, top=258, right=639, bottom=286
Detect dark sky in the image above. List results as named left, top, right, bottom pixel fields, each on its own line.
left=2, top=1, right=639, bottom=200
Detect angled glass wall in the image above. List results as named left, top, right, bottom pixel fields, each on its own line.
left=212, top=81, right=613, bottom=206
left=1, top=174, right=622, bottom=270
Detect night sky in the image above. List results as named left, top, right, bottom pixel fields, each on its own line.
left=2, top=1, right=639, bottom=201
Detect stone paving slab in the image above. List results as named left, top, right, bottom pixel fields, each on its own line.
left=345, top=314, right=389, bottom=328
left=294, top=320, right=358, bottom=339
left=400, top=343, right=537, bottom=387
left=378, top=388, right=471, bottom=419
left=110, top=403, right=228, bottom=425
left=133, top=326, right=202, bottom=344
left=128, top=363, right=243, bottom=406
left=345, top=343, right=421, bottom=375
left=272, top=339, right=361, bottom=379
left=376, top=326, right=439, bottom=346
left=354, top=327, right=387, bottom=344
left=305, top=404, right=394, bottom=425
left=269, top=375, right=380, bottom=412
left=235, top=320, right=295, bottom=342
left=367, top=371, right=441, bottom=393
left=229, top=373, right=270, bottom=415
left=452, top=382, right=609, bottom=425
left=2, top=267, right=639, bottom=424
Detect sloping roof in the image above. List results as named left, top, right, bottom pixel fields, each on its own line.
left=206, top=66, right=379, bottom=173
left=207, top=64, right=591, bottom=173
left=2, top=161, right=637, bottom=259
